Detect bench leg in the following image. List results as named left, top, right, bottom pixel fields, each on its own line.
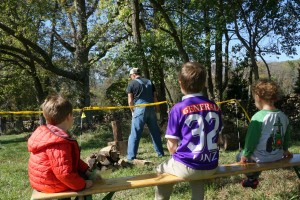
left=293, top=166, right=300, bottom=179
left=102, top=192, right=115, bottom=200
left=77, top=195, right=92, bottom=200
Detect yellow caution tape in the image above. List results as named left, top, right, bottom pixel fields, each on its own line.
left=0, top=111, right=43, bottom=115
left=0, top=101, right=168, bottom=115
left=0, top=100, right=250, bottom=122
left=217, top=99, right=250, bottom=122
left=81, top=112, right=86, bottom=119
left=82, top=101, right=168, bottom=111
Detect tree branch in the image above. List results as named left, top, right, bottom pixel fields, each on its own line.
left=149, top=0, right=189, bottom=62
left=88, top=35, right=128, bottom=65
left=0, top=23, right=80, bottom=81
left=86, top=0, right=100, bottom=18
left=53, top=29, right=76, bottom=52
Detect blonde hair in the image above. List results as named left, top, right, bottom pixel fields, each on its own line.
left=252, top=79, right=281, bottom=102
left=178, top=62, right=206, bottom=93
left=41, top=94, right=73, bottom=125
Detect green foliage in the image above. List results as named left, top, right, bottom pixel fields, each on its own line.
left=226, top=68, right=249, bottom=101
left=105, top=77, right=128, bottom=106
left=0, top=0, right=300, bottom=114
left=0, top=0, right=130, bottom=109
left=0, top=66, right=39, bottom=111
left=293, top=68, right=300, bottom=94
left=258, top=60, right=300, bottom=95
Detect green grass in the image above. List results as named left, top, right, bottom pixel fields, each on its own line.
left=0, top=134, right=32, bottom=200
left=0, top=126, right=300, bottom=200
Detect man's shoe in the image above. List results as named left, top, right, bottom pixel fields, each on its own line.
left=242, top=178, right=259, bottom=189
left=126, top=159, right=133, bottom=163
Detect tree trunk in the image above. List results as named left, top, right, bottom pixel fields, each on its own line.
left=215, top=31, right=223, bottom=101
left=74, top=0, right=91, bottom=108
left=250, top=53, right=259, bottom=80
left=204, top=5, right=214, bottom=99
left=130, top=0, right=150, bottom=78
left=157, top=66, right=168, bottom=120
left=150, top=1, right=168, bottom=118
left=131, top=0, right=141, bottom=44
left=259, top=53, right=271, bottom=79
left=150, top=0, right=189, bottom=62
left=224, top=29, right=230, bottom=94
left=215, top=0, right=224, bottom=101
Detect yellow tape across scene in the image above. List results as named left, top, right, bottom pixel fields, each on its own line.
left=82, top=101, right=168, bottom=111
left=0, top=111, right=42, bottom=116
left=0, top=100, right=250, bottom=122
left=217, top=99, right=250, bottom=122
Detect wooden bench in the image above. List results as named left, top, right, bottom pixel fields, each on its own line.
left=31, top=154, right=300, bottom=200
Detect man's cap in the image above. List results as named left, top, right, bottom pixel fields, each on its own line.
left=129, top=68, right=140, bottom=75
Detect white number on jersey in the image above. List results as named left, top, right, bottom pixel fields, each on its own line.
left=185, top=112, right=220, bottom=153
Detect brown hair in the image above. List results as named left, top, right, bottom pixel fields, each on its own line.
left=41, top=94, right=73, bottom=125
left=178, top=62, right=207, bottom=93
left=252, top=79, right=281, bottom=102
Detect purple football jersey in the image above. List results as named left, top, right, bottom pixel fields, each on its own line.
left=166, top=93, right=223, bottom=170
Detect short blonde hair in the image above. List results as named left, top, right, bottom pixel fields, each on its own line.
left=41, top=94, right=73, bottom=125
left=252, top=79, right=281, bottom=102
left=178, top=62, right=206, bottom=93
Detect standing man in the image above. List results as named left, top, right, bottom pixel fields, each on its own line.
left=127, top=68, right=164, bottom=161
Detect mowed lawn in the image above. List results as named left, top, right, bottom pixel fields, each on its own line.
left=0, top=127, right=299, bottom=200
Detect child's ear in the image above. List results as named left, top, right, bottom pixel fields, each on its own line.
left=255, top=94, right=260, bottom=101
left=67, top=113, right=73, bottom=120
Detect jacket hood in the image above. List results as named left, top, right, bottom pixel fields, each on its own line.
left=28, top=125, right=73, bottom=153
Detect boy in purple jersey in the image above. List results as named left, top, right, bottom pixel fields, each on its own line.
left=155, top=62, right=223, bottom=200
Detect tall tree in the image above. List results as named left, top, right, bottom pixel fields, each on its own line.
left=214, top=0, right=224, bottom=101
left=149, top=0, right=189, bottom=62
left=0, top=0, right=127, bottom=109
left=203, top=2, right=214, bottom=98
left=130, top=0, right=150, bottom=78
left=228, top=0, right=300, bottom=81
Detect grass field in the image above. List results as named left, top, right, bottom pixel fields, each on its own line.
left=0, top=124, right=299, bottom=200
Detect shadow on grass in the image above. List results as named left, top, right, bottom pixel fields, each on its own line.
left=80, top=132, right=113, bottom=151
left=79, top=123, right=131, bottom=151
left=0, top=134, right=28, bottom=145
left=77, top=122, right=166, bottom=157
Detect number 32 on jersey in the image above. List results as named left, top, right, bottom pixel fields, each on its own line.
left=185, top=112, right=220, bottom=153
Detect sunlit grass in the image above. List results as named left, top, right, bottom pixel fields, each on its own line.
left=0, top=127, right=299, bottom=200
left=0, top=133, right=32, bottom=200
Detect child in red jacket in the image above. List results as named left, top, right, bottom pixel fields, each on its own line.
left=28, top=94, right=93, bottom=194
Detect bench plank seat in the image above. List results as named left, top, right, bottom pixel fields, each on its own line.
left=31, top=154, right=300, bottom=200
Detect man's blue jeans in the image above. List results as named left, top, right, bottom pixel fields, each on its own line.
left=127, top=106, right=164, bottom=160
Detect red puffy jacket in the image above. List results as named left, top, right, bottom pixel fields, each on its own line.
left=28, top=124, right=89, bottom=193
